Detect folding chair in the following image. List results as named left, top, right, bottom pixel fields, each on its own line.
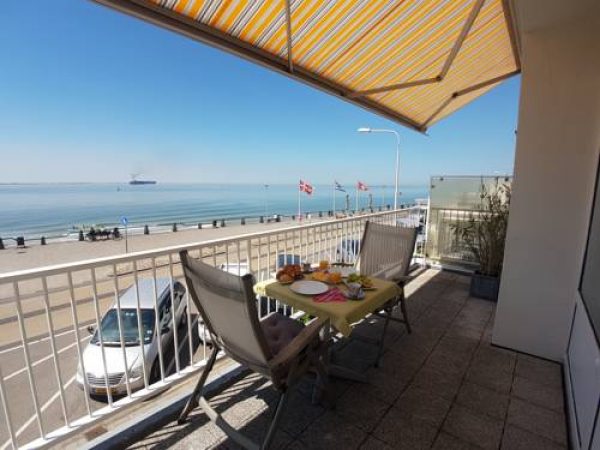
left=178, top=251, right=329, bottom=449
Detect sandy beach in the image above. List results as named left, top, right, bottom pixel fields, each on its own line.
left=0, top=216, right=327, bottom=274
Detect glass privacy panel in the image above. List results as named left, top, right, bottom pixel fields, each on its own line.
left=425, top=175, right=512, bottom=268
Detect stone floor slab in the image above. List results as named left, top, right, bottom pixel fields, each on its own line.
left=500, top=424, right=566, bottom=450
left=442, top=404, right=504, bottom=450
left=506, top=397, right=567, bottom=445
left=372, top=406, right=439, bottom=449
left=511, top=376, right=564, bottom=412
left=455, top=381, right=510, bottom=420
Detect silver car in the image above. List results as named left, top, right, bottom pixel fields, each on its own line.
left=76, top=278, right=187, bottom=397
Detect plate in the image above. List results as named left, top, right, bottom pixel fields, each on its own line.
left=290, top=280, right=329, bottom=295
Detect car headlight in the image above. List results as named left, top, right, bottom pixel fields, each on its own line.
left=127, top=362, right=144, bottom=380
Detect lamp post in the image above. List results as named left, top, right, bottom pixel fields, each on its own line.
left=357, top=127, right=400, bottom=211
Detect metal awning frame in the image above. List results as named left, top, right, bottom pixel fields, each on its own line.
left=93, top=0, right=521, bottom=133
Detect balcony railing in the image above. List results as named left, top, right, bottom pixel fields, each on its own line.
left=0, top=207, right=422, bottom=449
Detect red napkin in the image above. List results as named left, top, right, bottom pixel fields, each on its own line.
left=314, top=287, right=347, bottom=303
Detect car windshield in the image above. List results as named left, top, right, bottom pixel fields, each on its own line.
left=91, top=309, right=155, bottom=346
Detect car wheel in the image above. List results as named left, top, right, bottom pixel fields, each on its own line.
left=150, top=359, right=161, bottom=384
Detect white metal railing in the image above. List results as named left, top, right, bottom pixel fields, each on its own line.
left=0, top=207, right=421, bottom=449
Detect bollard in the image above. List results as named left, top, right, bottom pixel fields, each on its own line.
left=221, top=219, right=226, bottom=227
left=144, top=225, right=149, bottom=235
left=387, top=204, right=391, bottom=210
left=41, top=236, right=46, bottom=245
left=113, top=227, right=121, bottom=239
left=276, top=215, right=281, bottom=223
left=172, top=223, right=178, bottom=232
left=16, top=236, right=25, bottom=247
left=198, top=223, right=202, bottom=229
left=241, top=218, right=246, bottom=225
left=260, top=216, right=264, bottom=223
left=319, top=211, right=323, bottom=218
left=212, top=220, right=217, bottom=228
left=79, top=230, right=84, bottom=241
left=0, top=237, right=3, bottom=250
left=292, top=215, right=296, bottom=221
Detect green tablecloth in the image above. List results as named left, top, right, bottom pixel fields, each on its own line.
left=255, top=275, right=401, bottom=336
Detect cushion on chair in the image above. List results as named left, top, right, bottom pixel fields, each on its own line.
left=260, top=312, right=304, bottom=357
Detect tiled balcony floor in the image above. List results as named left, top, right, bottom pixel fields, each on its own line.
left=128, top=269, right=568, bottom=450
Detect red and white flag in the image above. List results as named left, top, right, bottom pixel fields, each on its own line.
left=357, top=181, right=369, bottom=191
left=299, top=180, right=313, bottom=195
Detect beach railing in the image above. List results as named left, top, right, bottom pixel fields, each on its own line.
left=0, top=207, right=422, bottom=449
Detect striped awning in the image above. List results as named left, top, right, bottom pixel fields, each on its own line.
left=94, top=0, right=520, bottom=132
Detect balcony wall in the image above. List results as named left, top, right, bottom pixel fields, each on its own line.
left=493, top=1, right=600, bottom=448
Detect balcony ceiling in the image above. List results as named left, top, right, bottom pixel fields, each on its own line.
left=93, top=0, right=521, bottom=132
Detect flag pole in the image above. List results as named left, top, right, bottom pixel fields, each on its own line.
left=356, top=184, right=359, bottom=213
left=298, top=181, right=301, bottom=221
left=332, top=181, right=336, bottom=217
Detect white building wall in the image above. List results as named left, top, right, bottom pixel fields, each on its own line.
left=492, top=4, right=600, bottom=361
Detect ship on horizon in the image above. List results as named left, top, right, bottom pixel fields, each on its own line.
left=129, top=173, right=157, bottom=185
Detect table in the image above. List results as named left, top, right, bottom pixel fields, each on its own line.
left=255, top=275, right=401, bottom=382
left=255, top=275, right=401, bottom=337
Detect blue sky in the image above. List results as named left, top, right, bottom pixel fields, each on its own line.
left=0, top=1, right=520, bottom=186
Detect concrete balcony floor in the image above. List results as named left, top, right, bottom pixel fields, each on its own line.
left=128, top=269, right=567, bottom=450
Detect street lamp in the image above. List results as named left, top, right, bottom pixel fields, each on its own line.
left=357, top=127, right=401, bottom=211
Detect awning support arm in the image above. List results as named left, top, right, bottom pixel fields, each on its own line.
left=438, top=0, right=485, bottom=79
left=349, top=0, right=485, bottom=99
left=422, top=70, right=520, bottom=127
left=347, top=77, right=439, bottom=98
left=284, top=0, right=294, bottom=73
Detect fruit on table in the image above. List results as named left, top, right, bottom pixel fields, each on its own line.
left=327, top=272, right=342, bottom=284
left=311, top=270, right=342, bottom=284
left=347, top=273, right=373, bottom=288
left=312, top=271, right=329, bottom=282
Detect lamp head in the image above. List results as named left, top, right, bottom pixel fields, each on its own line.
left=357, top=127, right=372, bottom=133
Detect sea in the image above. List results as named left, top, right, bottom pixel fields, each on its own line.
left=0, top=183, right=428, bottom=241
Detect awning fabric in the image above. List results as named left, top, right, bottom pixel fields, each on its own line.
left=94, top=0, right=520, bottom=132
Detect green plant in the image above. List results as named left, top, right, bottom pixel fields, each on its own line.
left=453, top=184, right=511, bottom=277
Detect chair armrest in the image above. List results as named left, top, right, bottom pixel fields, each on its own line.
left=268, top=317, right=329, bottom=370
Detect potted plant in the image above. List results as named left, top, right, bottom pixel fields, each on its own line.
left=454, top=184, right=511, bottom=301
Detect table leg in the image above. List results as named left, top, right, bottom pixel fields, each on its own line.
left=326, top=325, right=369, bottom=384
